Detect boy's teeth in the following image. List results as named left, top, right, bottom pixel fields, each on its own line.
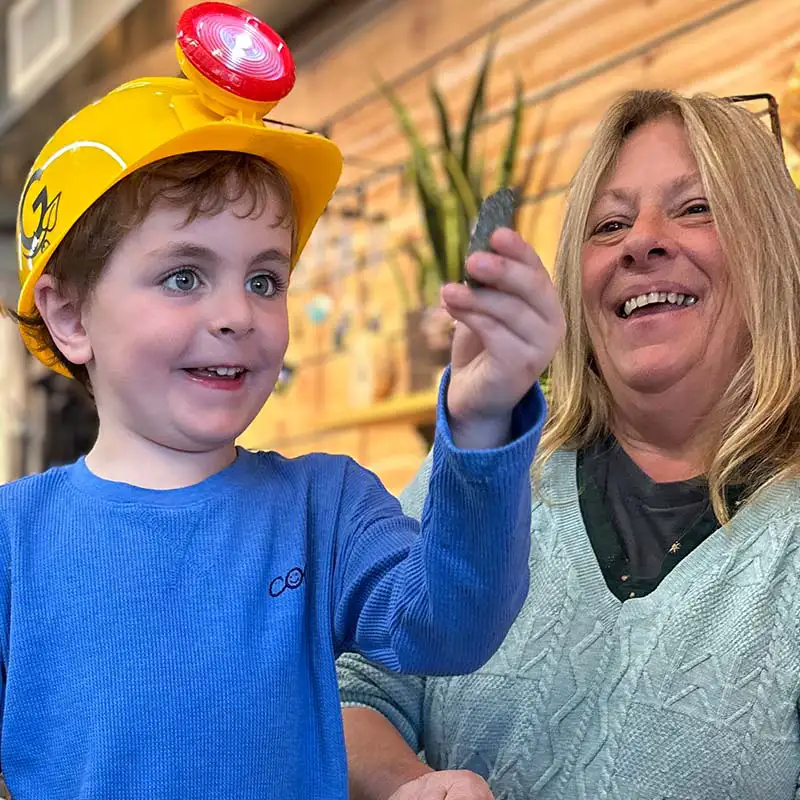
left=201, top=366, right=243, bottom=377
left=622, top=292, right=698, bottom=318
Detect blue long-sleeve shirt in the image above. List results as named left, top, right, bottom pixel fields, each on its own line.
left=0, top=372, right=545, bottom=798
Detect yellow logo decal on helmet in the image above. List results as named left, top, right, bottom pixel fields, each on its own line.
left=18, top=169, right=61, bottom=261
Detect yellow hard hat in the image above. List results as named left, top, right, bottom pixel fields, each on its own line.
left=16, top=1, right=343, bottom=377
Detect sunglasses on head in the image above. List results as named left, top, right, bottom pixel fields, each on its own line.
left=723, top=93, right=784, bottom=155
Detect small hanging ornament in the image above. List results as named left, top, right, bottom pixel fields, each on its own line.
left=274, top=362, right=295, bottom=394
left=304, top=293, right=332, bottom=325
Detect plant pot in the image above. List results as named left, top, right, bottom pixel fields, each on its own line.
left=348, top=329, right=397, bottom=407
left=405, top=307, right=452, bottom=393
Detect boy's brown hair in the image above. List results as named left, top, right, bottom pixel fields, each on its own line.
left=10, top=151, right=296, bottom=394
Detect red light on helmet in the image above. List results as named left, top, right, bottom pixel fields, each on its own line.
left=176, top=2, right=295, bottom=104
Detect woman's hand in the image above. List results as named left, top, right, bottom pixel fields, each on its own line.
left=388, top=770, right=494, bottom=799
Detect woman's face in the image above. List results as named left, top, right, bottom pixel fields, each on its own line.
left=582, top=115, right=747, bottom=399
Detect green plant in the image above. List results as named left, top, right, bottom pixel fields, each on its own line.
left=378, top=42, right=535, bottom=309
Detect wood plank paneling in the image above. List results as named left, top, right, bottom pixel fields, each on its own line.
left=240, top=0, right=800, bottom=494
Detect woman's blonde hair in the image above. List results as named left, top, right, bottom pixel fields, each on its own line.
left=537, top=88, right=800, bottom=522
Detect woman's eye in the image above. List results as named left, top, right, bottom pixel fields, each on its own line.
left=164, top=269, right=199, bottom=292
left=684, top=202, right=711, bottom=215
left=594, top=220, right=625, bottom=236
left=247, top=274, right=281, bottom=297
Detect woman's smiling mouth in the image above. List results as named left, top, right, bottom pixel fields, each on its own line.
left=618, top=291, right=698, bottom=319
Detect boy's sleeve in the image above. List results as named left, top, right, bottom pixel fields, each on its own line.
left=335, top=455, right=435, bottom=753
left=0, top=519, right=10, bottom=771
left=332, top=366, right=543, bottom=675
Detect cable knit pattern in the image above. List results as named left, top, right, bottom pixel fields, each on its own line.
left=337, top=449, right=800, bottom=799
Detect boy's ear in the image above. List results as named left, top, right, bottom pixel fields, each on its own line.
left=34, top=275, right=93, bottom=366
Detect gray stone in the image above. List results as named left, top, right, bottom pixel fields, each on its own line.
left=465, top=188, right=517, bottom=288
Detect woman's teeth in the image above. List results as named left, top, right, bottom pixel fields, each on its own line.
left=621, top=292, right=697, bottom=319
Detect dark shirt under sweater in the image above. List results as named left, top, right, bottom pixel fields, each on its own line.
left=577, top=436, right=743, bottom=601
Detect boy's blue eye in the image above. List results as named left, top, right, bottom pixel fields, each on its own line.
left=247, top=274, right=279, bottom=297
left=164, top=269, right=199, bottom=292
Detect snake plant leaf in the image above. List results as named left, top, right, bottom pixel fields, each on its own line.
left=496, top=76, right=525, bottom=189
left=377, top=73, right=442, bottom=212
left=472, top=147, right=486, bottom=205
left=408, top=156, right=449, bottom=286
left=431, top=79, right=476, bottom=276
left=442, top=190, right=462, bottom=284
left=429, top=80, right=453, bottom=156
left=443, top=151, right=480, bottom=222
left=460, top=40, right=495, bottom=182
left=377, top=71, right=451, bottom=286
left=443, top=151, right=481, bottom=279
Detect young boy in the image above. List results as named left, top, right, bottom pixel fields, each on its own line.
left=0, top=3, right=564, bottom=798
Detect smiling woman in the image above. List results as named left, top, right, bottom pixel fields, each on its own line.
left=580, top=116, right=742, bottom=428
left=544, top=90, right=800, bottom=520
left=338, top=88, right=800, bottom=800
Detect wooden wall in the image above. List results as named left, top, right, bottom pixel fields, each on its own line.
left=237, top=0, right=800, bottom=495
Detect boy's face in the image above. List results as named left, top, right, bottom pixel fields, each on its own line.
left=79, top=196, right=292, bottom=454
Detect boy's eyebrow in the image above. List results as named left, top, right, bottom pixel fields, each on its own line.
left=252, top=248, right=292, bottom=268
left=150, top=242, right=291, bottom=267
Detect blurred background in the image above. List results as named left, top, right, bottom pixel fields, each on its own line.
left=0, top=0, right=798, bottom=495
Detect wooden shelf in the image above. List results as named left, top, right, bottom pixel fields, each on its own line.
left=239, top=387, right=440, bottom=449
left=317, top=387, right=439, bottom=435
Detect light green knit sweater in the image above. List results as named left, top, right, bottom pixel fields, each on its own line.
left=337, top=449, right=800, bottom=799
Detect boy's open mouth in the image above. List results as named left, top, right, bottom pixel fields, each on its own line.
left=185, top=366, right=248, bottom=380
left=617, top=291, right=698, bottom=319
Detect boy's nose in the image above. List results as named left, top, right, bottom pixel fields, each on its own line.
left=208, top=291, right=255, bottom=338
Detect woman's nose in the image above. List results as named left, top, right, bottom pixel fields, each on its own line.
left=619, top=211, right=676, bottom=270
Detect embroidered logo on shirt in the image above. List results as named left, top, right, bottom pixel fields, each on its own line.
left=269, top=566, right=305, bottom=598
